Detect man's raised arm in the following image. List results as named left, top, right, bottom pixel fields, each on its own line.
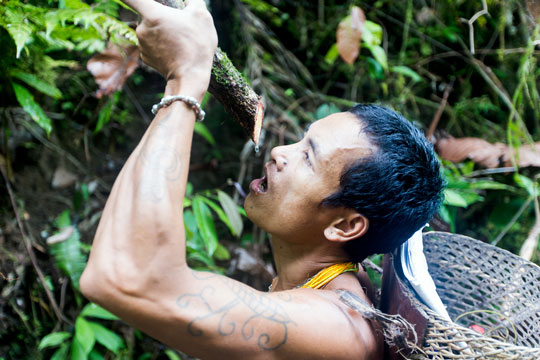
left=81, top=1, right=378, bottom=358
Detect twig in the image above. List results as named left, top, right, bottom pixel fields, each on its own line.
left=361, top=258, right=383, bottom=275
left=426, top=80, right=453, bottom=141
left=466, top=166, right=517, bottom=177
left=0, top=164, right=70, bottom=325
left=125, top=84, right=151, bottom=124
left=492, top=196, right=533, bottom=246
left=519, top=193, right=540, bottom=260
left=460, top=0, right=489, bottom=55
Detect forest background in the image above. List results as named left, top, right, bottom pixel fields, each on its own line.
left=0, top=0, right=539, bottom=359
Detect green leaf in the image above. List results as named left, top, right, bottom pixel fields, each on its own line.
left=514, top=174, right=537, bottom=197
left=200, top=197, right=232, bottom=233
left=81, top=303, right=119, bottom=320
left=38, top=332, right=72, bottom=350
left=187, top=249, right=215, bottom=267
left=362, top=20, right=382, bottom=47
left=94, top=92, right=119, bottom=133
left=88, top=349, right=105, bottom=360
left=48, top=223, right=87, bottom=290
left=315, top=103, right=340, bottom=120
left=366, top=44, right=387, bottom=70
left=87, top=322, right=125, bottom=353
left=193, top=122, right=215, bottom=146
left=12, top=83, right=53, bottom=135
left=164, top=349, right=182, bottom=360
left=391, top=66, right=422, bottom=83
left=71, top=338, right=88, bottom=360
left=56, top=209, right=72, bottom=228
left=324, top=43, right=340, bottom=65
left=75, top=317, right=95, bottom=355
left=192, top=196, right=218, bottom=255
left=11, top=71, right=62, bottom=99
left=443, top=189, right=468, bottom=207
left=51, top=343, right=70, bottom=360
left=3, top=7, right=33, bottom=58
left=213, top=243, right=230, bottom=261
left=184, top=209, right=198, bottom=239
left=217, top=190, right=243, bottom=237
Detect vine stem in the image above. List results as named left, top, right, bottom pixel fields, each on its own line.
left=0, top=164, right=71, bottom=326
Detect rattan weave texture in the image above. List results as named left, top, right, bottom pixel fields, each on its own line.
left=407, top=232, right=540, bottom=359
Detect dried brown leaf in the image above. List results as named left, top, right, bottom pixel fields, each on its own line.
left=526, top=0, right=540, bottom=24
left=87, top=43, right=139, bottom=98
left=505, top=143, right=540, bottom=167
left=435, top=136, right=507, bottom=168
left=336, top=6, right=366, bottom=64
left=436, top=136, right=540, bottom=169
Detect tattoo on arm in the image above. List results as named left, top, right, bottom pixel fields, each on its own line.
left=137, top=112, right=182, bottom=202
left=176, top=272, right=295, bottom=351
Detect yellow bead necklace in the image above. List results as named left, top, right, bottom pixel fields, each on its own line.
left=269, top=262, right=358, bottom=291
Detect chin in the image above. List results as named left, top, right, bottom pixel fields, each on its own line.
left=243, top=194, right=271, bottom=232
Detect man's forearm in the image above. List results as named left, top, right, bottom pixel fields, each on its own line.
left=82, top=79, right=205, bottom=295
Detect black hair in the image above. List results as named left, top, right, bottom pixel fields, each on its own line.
left=321, top=104, right=444, bottom=262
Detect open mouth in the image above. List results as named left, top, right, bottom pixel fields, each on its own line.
left=249, top=175, right=268, bottom=195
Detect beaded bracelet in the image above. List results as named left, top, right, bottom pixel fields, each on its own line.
left=151, top=95, right=205, bottom=121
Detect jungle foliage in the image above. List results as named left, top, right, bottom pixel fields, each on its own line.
left=0, top=0, right=539, bottom=359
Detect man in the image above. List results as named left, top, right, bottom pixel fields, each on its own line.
left=81, top=0, right=444, bottom=359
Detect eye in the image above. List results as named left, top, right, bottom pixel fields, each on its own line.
left=304, top=150, right=312, bottom=166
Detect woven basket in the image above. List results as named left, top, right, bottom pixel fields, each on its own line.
left=399, top=232, right=540, bottom=359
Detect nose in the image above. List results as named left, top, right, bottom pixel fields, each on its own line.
left=270, top=145, right=288, bottom=171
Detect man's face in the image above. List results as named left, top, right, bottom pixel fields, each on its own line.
left=244, top=112, right=374, bottom=242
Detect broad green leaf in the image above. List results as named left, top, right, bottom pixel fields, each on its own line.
left=362, top=20, right=382, bottom=47
left=89, top=349, right=105, bottom=360
left=187, top=250, right=215, bottom=267
left=192, top=196, right=218, bottom=255
left=213, top=243, right=230, bottom=261
left=200, top=197, right=233, bottom=233
left=391, top=66, right=422, bottom=83
left=514, top=174, right=537, bottom=196
left=11, top=71, right=62, bottom=99
left=164, top=349, right=182, bottom=360
left=38, top=332, right=71, bottom=350
left=443, top=189, right=468, bottom=207
left=55, top=209, right=71, bottom=228
left=12, top=83, right=53, bottom=135
left=3, top=8, right=33, bottom=58
left=81, top=303, right=119, bottom=320
left=217, top=190, right=243, bottom=237
left=193, top=122, right=215, bottom=146
left=48, top=223, right=87, bottom=290
left=315, top=103, right=340, bottom=120
left=184, top=210, right=198, bottom=239
left=94, top=92, right=119, bottom=133
left=366, top=44, right=387, bottom=70
left=87, top=322, right=125, bottom=353
left=51, top=343, right=70, bottom=360
left=324, top=43, right=339, bottom=65
left=75, top=317, right=95, bottom=355
left=71, top=338, right=88, bottom=360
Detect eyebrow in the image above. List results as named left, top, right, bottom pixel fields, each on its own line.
left=308, top=137, right=319, bottom=162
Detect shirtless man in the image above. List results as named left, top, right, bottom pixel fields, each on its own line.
left=80, top=0, right=444, bottom=359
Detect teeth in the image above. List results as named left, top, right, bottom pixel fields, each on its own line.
left=259, top=178, right=267, bottom=192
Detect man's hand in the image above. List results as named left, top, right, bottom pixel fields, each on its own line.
left=125, top=0, right=218, bottom=99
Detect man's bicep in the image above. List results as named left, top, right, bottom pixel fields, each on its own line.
left=104, top=270, right=369, bottom=359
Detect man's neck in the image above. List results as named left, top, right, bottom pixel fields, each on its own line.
left=269, top=236, right=350, bottom=292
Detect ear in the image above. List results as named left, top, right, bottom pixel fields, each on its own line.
left=323, top=211, right=369, bottom=243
